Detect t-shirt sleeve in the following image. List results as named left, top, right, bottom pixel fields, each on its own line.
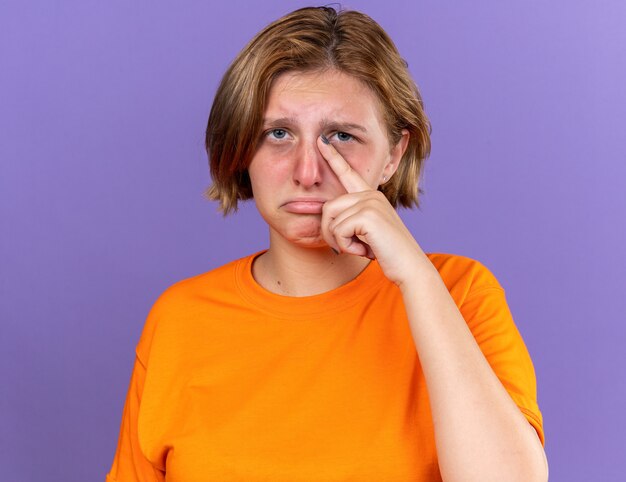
left=105, top=354, right=165, bottom=482
left=459, top=267, right=545, bottom=447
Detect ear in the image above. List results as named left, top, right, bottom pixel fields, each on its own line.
left=383, top=129, right=410, bottom=180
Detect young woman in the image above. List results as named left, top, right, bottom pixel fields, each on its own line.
left=107, top=7, right=547, bottom=481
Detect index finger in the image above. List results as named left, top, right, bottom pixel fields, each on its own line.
left=317, top=135, right=372, bottom=194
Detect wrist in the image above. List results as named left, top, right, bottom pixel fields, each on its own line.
left=396, top=249, right=440, bottom=293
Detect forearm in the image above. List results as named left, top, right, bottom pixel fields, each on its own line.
left=399, top=251, right=548, bottom=482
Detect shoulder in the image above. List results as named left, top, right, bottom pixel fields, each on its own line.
left=153, top=255, right=247, bottom=307
left=425, top=252, right=505, bottom=303
left=135, top=252, right=258, bottom=362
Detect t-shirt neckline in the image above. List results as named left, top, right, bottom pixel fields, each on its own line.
left=234, top=251, right=387, bottom=320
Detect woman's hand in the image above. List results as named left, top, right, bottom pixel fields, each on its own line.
left=317, top=136, right=424, bottom=288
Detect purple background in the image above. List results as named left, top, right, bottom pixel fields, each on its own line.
left=1, top=1, right=624, bottom=480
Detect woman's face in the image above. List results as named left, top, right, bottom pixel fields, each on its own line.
left=248, top=69, right=406, bottom=249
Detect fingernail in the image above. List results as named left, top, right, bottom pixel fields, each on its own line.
left=331, top=247, right=339, bottom=255
left=320, top=134, right=330, bottom=145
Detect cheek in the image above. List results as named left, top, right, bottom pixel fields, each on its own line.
left=249, top=151, right=291, bottom=187
left=340, top=145, right=387, bottom=186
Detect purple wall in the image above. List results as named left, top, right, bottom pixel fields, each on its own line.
left=2, top=1, right=624, bottom=480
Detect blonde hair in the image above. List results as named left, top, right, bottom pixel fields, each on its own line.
left=205, top=6, right=431, bottom=214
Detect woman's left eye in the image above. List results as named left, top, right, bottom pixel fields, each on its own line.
left=333, top=132, right=354, bottom=142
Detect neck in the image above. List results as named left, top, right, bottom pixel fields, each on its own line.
left=252, top=234, right=371, bottom=297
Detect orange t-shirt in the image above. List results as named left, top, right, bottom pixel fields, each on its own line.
left=106, top=252, right=544, bottom=482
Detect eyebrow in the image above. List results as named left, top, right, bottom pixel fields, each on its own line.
left=320, top=120, right=368, bottom=134
left=262, top=117, right=368, bottom=134
left=263, top=117, right=298, bottom=128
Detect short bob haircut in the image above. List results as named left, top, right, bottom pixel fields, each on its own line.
left=205, top=6, right=431, bottom=215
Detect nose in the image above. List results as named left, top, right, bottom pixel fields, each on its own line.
left=292, top=138, right=325, bottom=188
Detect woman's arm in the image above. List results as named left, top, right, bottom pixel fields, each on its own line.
left=398, top=252, right=548, bottom=482
left=317, top=137, right=548, bottom=481
left=106, top=355, right=165, bottom=482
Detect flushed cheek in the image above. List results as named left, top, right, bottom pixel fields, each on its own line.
left=249, top=158, right=292, bottom=187
left=338, top=150, right=384, bottom=186
left=265, top=144, right=297, bottom=167
left=256, top=141, right=298, bottom=164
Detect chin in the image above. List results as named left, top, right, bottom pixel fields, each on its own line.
left=291, top=236, right=328, bottom=248
left=266, top=215, right=330, bottom=248
left=288, top=229, right=326, bottom=247
left=283, top=224, right=327, bottom=248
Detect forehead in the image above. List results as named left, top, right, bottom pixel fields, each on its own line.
left=265, top=69, right=385, bottom=125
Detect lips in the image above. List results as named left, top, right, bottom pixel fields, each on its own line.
left=282, top=198, right=326, bottom=214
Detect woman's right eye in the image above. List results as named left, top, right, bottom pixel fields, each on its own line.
left=266, top=128, right=288, bottom=140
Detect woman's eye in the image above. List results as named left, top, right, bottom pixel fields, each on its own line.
left=334, top=132, right=353, bottom=142
left=268, top=129, right=288, bottom=140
